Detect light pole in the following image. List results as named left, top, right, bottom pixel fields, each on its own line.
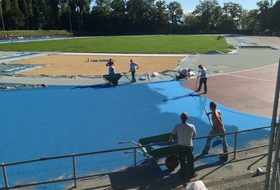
left=0, top=0, right=7, bottom=39
left=68, top=7, right=73, bottom=36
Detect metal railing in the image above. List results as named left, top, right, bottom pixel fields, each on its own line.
left=0, top=125, right=271, bottom=190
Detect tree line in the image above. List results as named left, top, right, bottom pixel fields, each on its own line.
left=0, top=0, right=279, bottom=36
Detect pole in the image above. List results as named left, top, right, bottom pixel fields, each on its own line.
left=270, top=121, right=280, bottom=189
left=264, top=58, right=280, bottom=189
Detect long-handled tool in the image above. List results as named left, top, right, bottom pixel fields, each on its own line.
left=188, top=71, right=200, bottom=96
left=194, top=77, right=199, bottom=92
left=204, top=106, right=223, bottom=147
left=194, top=70, right=200, bottom=91
left=122, top=72, right=131, bottom=82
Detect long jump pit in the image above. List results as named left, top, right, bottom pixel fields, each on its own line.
left=0, top=53, right=187, bottom=87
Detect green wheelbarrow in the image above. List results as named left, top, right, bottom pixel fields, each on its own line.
left=103, top=73, right=123, bottom=85
left=120, top=133, right=179, bottom=170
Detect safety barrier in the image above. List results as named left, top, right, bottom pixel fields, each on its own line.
left=0, top=125, right=271, bottom=189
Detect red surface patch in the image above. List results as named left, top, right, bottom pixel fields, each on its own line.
left=182, top=64, right=278, bottom=118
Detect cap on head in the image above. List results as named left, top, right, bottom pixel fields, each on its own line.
left=198, top=65, right=202, bottom=68
left=180, top=112, right=188, bottom=120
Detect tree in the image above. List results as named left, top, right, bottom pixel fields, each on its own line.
left=18, top=0, right=33, bottom=29
left=167, top=1, right=183, bottom=32
left=141, top=0, right=156, bottom=34
left=3, top=0, right=25, bottom=30
left=257, top=0, right=271, bottom=32
left=31, top=0, right=43, bottom=29
left=126, top=0, right=148, bottom=34
left=193, top=0, right=220, bottom=33
left=222, top=2, right=242, bottom=19
left=238, top=9, right=249, bottom=29
left=110, top=0, right=126, bottom=33
left=218, top=16, right=236, bottom=32
left=50, top=0, right=60, bottom=29
left=92, top=0, right=111, bottom=33
left=270, top=0, right=280, bottom=33
left=40, top=0, right=50, bottom=29
left=69, top=0, right=91, bottom=31
left=152, top=0, right=169, bottom=33
left=222, top=2, right=242, bottom=28
left=1, top=0, right=274, bottom=35
left=246, top=9, right=260, bottom=33
left=183, top=12, right=200, bottom=33
left=211, top=5, right=222, bottom=32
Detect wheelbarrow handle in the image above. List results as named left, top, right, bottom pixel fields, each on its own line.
left=119, top=140, right=138, bottom=145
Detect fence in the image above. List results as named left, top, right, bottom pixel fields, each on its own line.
left=0, top=125, right=271, bottom=190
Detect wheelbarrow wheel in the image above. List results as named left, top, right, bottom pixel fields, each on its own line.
left=165, top=155, right=179, bottom=170
left=112, top=80, right=118, bottom=85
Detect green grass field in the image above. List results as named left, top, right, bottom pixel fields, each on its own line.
left=0, top=35, right=231, bottom=53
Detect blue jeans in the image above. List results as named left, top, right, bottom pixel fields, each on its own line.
left=203, top=128, right=228, bottom=154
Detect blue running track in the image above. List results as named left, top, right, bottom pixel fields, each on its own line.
left=0, top=80, right=271, bottom=188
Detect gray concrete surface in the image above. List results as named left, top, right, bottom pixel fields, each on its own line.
left=63, top=147, right=270, bottom=190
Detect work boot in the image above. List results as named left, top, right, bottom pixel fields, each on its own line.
left=201, top=150, right=208, bottom=155
left=189, top=172, right=198, bottom=178
left=219, top=155, right=228, bottom=162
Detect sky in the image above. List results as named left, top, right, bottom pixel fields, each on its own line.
left=166, top=0, right=261, bottom=13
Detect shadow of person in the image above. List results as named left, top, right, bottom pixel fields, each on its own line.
left=72, top=83, right=113, bottom=90
left=194, top=158, right=234, bottom=180
left=108, top=165, right=188, bottom=189
left=194, top=153, right=206, bottom=161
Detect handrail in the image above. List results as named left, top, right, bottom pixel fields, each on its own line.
left=0, top=125, right=271, bottom=189
left=1, top=146, right=137, bottom=167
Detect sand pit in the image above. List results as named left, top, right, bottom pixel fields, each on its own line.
left=12, top=54, right=186, bottom=76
